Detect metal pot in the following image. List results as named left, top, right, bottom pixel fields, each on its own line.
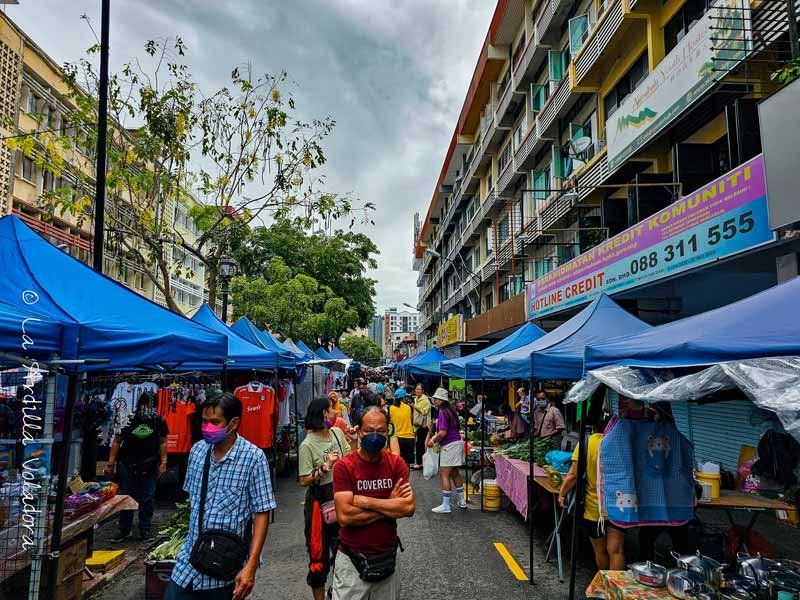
left=738, top=553, right=782, bottom=586
left=719, top=576, right=759, bottom=600
left=672, top=551, right=724, bottom=588
left=630, top=561, right=668, bottom=588
left=667, top=568, right=707, bottom=599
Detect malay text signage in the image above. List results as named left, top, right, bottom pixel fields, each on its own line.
left=525, top=155, right=774, bottom=320
left=606, top=0, right=751, bottom=172
left=437, top=315, right=462, bottom=347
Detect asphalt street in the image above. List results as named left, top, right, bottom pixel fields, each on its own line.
left=92, top=467, right=595, bottom=599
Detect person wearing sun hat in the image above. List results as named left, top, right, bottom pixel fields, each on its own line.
left=426, top=387, right=466, bottom=513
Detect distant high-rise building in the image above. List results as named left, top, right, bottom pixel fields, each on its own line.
left=367, top=315, right=384, bottom=353
left=383, top=308, right=418, bottom=359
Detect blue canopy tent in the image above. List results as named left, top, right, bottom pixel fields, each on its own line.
left=264, top=330, right=306, bottom=362
left=0, top=300, right=65, bottom=366
left=173, top=304, right=278, bottom=371
left=440, top=322, right=546, bottom=380
left=284, top=338, right=314, bottom=363
left=0, top=215, right=228, bottom=370
left=404, top=347, right=448, bottom=376
left=315, top=347, right=335, bottom=360
left=584, top=277, right=800, bottom=371
left=482, top=294, right=651, bottom=380
left=295, top=340, right=320, bottom=361
left=330, top=346, right=349, bottom=360
left=230, top=317, right=296, bottom=369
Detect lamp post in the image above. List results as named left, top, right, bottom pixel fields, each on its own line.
left=219, top=257, right=237, bottom=324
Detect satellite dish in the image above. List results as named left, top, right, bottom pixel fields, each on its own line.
left=569, top=136, right=593, bottom=156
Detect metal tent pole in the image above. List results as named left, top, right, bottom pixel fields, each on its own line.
left=480, top=378, right=486, bottom=513
left=45, top=373, right=80, bottom=600
left=528, top=379, right=535, bottom=585
left=92, top=0, right=110, bottom=272
left=568, top=407, right=589, bottom=600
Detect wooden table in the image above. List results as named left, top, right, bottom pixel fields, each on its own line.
left=0, top=494, right=138, bottom=581
left=600, top=570, right=673, bottom=600
left=698, top=489, right=796, bottom=544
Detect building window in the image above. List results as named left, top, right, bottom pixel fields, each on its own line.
left=21, top=156, right=35, bottom=182
left=26, top=91, right=40, bottom=114
left=498, top=140, right=513, bottom=173
left=603, top=52, right=649, bottom=119
left=485, top=225, right=494, bottom=256
left=497, top=215, right=510, bottom=245
left=664, top=0, right=711, bottom=54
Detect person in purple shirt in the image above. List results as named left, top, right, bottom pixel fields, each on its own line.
left=425, top=388, right=466, bottom=514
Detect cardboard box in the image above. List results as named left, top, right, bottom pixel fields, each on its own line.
left=58, top=538, right=88, bottom=581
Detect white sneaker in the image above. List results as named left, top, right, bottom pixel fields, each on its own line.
left=458, top=500, right=468, bottom=509
left=431, top=504, right=451, bottom=514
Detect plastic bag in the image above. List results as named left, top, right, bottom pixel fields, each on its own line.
left=422, top=448, right=439, bottom=480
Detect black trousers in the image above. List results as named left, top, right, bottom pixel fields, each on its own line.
left=398, top=437, right=415, bottom=466
left=414, top=427, right=429, bottom=465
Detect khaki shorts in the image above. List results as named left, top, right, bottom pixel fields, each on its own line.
left=439, top=440, right=464, bottom=467
left=331, top=550, right=399, bottom=600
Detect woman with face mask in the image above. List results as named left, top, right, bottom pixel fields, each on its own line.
left=299, top=397, right=351, bottom=600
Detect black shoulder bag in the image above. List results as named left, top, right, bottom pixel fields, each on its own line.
left=189, top=446, right=250, bottom=581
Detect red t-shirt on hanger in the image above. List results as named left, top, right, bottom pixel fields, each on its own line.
left=235, top=382, right=276, bottom=449
left=158, top=388, right=197, bottom=454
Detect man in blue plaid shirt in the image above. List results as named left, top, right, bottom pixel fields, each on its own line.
left=167, top=391, right=276, bottom=600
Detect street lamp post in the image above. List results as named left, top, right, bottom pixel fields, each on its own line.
left=219, top=257, right=238, bottom=324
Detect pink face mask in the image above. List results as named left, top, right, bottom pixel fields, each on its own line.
left=327, top=418, right=336, bottom=428
left=202, top=422, right=229, bottom=445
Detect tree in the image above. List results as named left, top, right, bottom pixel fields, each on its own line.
left=229, top=257, right=358, bottom=346
left=7, top=34, right=371, bottom=313
left=340, top=336, right=383, bottom=367
left=232, top=218, right=379, bottom=327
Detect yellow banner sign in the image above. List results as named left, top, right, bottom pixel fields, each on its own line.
left=437, top=315, right=462, bottom=347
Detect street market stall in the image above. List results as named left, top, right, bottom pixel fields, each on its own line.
left=564, top=278, right=800, bottom=600
left=480, top=294, right=652, bottom=584
left=0, top=215, right=232, bottom=600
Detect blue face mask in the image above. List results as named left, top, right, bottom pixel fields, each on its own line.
left=360, top=432, right=387, bottom=454
left=536, top=400, right=548, bottom=409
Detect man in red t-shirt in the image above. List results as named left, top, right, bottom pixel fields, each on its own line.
left=332, top=407, right=415, bottom=600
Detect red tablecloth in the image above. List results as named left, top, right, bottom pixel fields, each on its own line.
left=493, top=454, right=547, bottom=518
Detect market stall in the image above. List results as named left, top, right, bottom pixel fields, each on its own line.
left=564, top=278, right=800, bottom=600
left=480, top=294, right=652, bottom=584
left=0, top=215, right=233, bottom=600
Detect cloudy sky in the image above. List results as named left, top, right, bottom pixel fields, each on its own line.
left=9, top=0, right=494, bottom=314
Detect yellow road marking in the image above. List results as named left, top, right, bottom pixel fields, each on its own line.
left=493, top=542, right=529, bottom=581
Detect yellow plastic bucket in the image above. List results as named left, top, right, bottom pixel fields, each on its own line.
left=695, top=471, right=720, bottom=499
left=483, top=479, right=502, bottom=511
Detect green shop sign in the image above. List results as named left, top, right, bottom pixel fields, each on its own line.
left=605, top=0, right=751, bottom=172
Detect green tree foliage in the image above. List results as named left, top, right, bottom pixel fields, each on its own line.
left=340, top=336, right=383, bottom=367
left=229, top=257, right=358, bottom=345
left=232, top=219, right=378, bottom=327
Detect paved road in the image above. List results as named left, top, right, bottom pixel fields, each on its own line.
left=92, top=468, right=594, bottom=599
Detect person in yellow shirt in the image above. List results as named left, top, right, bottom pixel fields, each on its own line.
left=411, top=384, right=431, bottom=470
left=558, top=418, right=625, bottom=572
left=388, top=389, right=415, bottom=466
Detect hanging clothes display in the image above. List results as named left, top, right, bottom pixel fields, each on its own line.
left=599, top=418, right=695, bottom=527
left=157, top=386, right=198, bottom=454
left=235, top=381, right=277, bottom=449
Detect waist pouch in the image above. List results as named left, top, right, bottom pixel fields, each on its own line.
left=341, top=539, right=403, bottom=582
left=189, top=529, right=249, bottom=581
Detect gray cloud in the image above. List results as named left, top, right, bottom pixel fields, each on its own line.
left=9, top=0, right=493, bottom=312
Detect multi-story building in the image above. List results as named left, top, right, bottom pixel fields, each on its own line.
left=414, top=0, right=800, bottom=356
left=0, top=12, right=212, bottom=317
left=383, top=308, right=419, bottom=359
left=367, top=315, right=385, bottom=354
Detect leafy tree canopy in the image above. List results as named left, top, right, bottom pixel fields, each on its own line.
left=232, top=218, right=378, bottom=327
left=230, top=257, right=358, bottom=346
left=339, top=336, right=383, bottom=367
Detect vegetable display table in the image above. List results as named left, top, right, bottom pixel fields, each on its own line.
left=600, top=570, right=674, bottom=599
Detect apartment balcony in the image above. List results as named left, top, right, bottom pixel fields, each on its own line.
left=535, top=0, right=574, bottom=45
left=573, top=0, right=632, bottom=87
left=465, top=293, right=527, bottom=340
left=483, top=188, right=508, bottom=218
left=496, top=235, right=526, bottom=270
left=461, top=198, right=487, bottom=247
left=514, top=27, right=551, bottom=92
left=576, top=149, right=609, bottom=200
left=513, top=117, right=549, bottom=172
left=481, top=257, right=498, bottom=282
left=538, top=77, right=581, bottom=136
left=496, top=157, right=516, bottom=194
left=495, top=79, right=521, bottom=129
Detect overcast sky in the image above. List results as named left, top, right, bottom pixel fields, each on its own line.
left=9, top=1, right=493, bottom=314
